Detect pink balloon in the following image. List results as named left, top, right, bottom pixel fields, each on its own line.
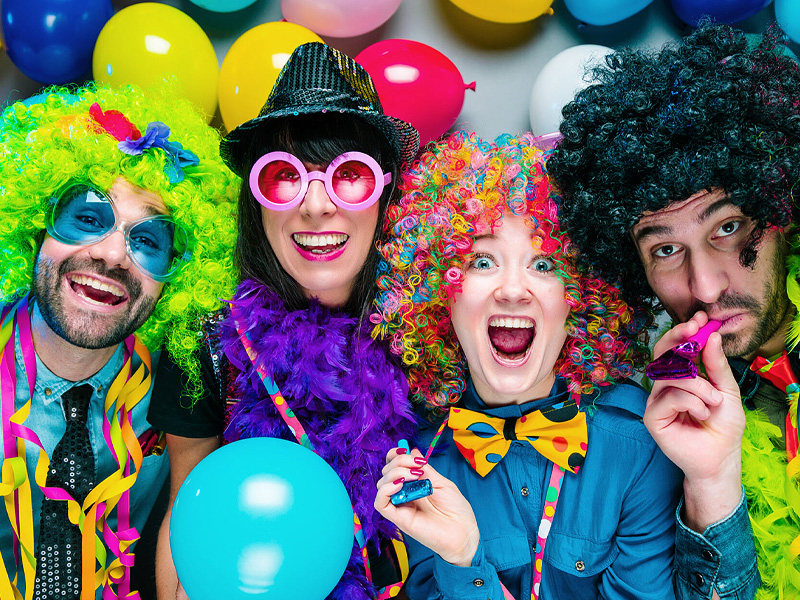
left=356, top=39, right=475, bottom=147
left=281, top=0, right=402, bottom=37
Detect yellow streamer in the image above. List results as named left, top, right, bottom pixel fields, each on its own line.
left=1, top=300, right=153, bottom=600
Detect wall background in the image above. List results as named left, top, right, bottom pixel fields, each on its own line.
left=0, top=0, right=792, bottom=141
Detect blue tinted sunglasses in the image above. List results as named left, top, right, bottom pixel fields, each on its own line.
left=45, top=184, right=191, bottom=282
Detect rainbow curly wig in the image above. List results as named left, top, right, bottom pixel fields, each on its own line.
left=0, top=83, right=239, bottom=391
left=373, top=131, right=651, bottom=412
left=548, top=23, right=800, bottom=308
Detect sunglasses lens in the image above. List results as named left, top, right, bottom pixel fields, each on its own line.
left=257, top=160, right=302, bottom=205
left=331, top=159, right=376, bottom=205
left=128, top=217, right=184, bottom=279
left=51, top=186, right=116, bottom=244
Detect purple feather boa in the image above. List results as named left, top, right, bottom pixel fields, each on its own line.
left=219, top=279, right=417, bottom=599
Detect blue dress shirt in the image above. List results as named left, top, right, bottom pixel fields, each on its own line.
left=404, top=377, right=683, bottom=600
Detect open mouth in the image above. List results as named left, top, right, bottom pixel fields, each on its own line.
left=68, top=274, right=126, bottom=306
left=292, top=233, right=348, bottom=255
left=488, top=316, right=535, bottom=361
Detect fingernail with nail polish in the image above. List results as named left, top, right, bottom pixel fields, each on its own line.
left=410, top=468, right=425, bottom=477
left=396, top=448, right=407, bottom=455
left=414, top=457, right=427, bottom=465
left=393, top=477, right=405, bottom=485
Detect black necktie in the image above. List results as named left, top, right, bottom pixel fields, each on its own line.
left=33, top=384, right=95, bottom=600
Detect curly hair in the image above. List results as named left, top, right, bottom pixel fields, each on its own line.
left=0, top=83, right=239, bottom=396
left=373, top=131, right=651, bottom=413
left=547, top=23, right=800, bottom=307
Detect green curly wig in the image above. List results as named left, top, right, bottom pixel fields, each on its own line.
left=0, top=82, right=239, bottom=394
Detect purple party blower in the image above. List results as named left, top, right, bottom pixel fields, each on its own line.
left=645, top=320, right=722, bottom=380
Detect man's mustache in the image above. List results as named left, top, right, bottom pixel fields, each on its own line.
left=687, top=292, right=760, bottom=318
left=58, top=257, right=142, bottom=299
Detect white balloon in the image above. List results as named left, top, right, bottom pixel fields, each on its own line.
left=529, top=44, right=613, bottom=137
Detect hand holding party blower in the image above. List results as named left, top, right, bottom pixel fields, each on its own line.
left=645, top=320, right=722, bottom=380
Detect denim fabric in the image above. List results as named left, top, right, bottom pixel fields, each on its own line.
left=0, top=326, right=169, bottom=598
left=404, top=378, right=683, bottom=600
left=673, top=492, right=760, bottom=600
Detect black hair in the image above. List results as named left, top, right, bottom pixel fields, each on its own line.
left=235, top=112, right=399, bottom=320
left=547, top=23, right=800, bottom=307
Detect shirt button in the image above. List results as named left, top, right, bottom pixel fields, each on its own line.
left=521, top=487, right=529, bottom=497
left=575, top=560, right=585, bottom=572
left=45, top=388, right=52, bottom=396
left=473, top=579, right=484, bottom=587
left=693, top=573, right=705, bottom=587
left=701, top=549, right=714, bottom=561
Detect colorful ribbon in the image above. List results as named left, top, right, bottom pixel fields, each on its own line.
left=0, top=296, right=152, bottom=600
left=233, top=314, right=407, bottom=599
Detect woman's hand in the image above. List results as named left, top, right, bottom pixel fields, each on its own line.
left=374, top=447, right=480, bottom=567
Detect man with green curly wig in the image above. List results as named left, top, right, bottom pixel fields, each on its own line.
left=0, top=84, right=238, bottom=600
left=548, top=23, right=800, bottom=600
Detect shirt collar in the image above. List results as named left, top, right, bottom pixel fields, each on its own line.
left=727, top=346, right=800, bottom=405
left=18, top=336, right=126, bottom=406
left=461, top=376, right=570, bottom=418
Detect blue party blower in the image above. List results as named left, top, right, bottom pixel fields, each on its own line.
left=390, top=439, right=434, bottom=505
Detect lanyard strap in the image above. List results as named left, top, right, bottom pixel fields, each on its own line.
left=0, top=296, right=151, bottom=600
left=234, top=316, right=403, bottom=599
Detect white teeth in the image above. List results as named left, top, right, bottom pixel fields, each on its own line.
left=292, top=233, right=348, bottom=247
left=489, top=317, right=534, bottom=329
left=71, top=274, right=124, bottom=297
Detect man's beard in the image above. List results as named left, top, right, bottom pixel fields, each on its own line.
left=678, top=241, right=790, bottom=359
left=32, top=254, right=157, bottom=350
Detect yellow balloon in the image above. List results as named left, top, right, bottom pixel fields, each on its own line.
left=93, top=3, right=219, bottom=122
left=448, top=0, right=554, bottom=23
left=218, top=22, right=322, bottom=133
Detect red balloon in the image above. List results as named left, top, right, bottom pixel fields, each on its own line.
left=356, top=39, right=475, bottom=147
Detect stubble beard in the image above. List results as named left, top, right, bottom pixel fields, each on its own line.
left=32, top=254, right=157, bottom=350
left=678, top=240, right=790, bottom=359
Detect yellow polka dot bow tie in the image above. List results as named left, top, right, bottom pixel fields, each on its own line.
left=447, top=400, right=588, bottom=477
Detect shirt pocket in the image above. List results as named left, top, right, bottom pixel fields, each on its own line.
left=543, top=531, right=618, bottom=578
left=483, top=533, right=533, bottom=571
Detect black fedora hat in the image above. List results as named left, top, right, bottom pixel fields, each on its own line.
left=220, top=42, right=420, bottom=177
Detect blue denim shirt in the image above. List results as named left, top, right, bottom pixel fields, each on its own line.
left=673, top=491, right=759, bottom=599
left=670, top=351, right=800, bottom=600
left=0, top=326, right=169, bottom=598
left=404, top=377, right=683, bottom=600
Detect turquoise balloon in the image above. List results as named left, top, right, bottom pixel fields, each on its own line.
left=170, top=438, right=354, bottom=600
left=187, top=0, right=258, bottom=11
left=563, top=0, right=654, bottom=25
left=777, top=0, right=800, bottom=45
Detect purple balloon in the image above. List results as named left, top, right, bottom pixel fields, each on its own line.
left=669, top=0, right=772, bottom=26
left=1, top=0, right=113, bottom=84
